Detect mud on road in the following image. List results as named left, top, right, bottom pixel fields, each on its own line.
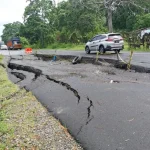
left=7, top=55, right=150, bottom=150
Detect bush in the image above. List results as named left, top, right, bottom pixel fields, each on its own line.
left=134, top=13, right=150, bottom=29
left=51, top=43, right=58, bottom=49
left=20, top=37, right=30, bottom=48
left=31, top=43, right=40, bottom=49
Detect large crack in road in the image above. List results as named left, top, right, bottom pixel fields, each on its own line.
left=11, top=72, right=26, bottom=83
left=9, top=62, right=94, bottom=137
left=46, top=75, right=81, bottom=103
left=7, top=60, right=95, bottom=149
left=7, top=56, right=150, bottom=150
left=87, top=96, right=94, bottom=118
left=8, top=62, right=81, bottom=104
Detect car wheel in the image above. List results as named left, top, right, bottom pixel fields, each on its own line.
left=99, top=45, right=105, bottom=54
left=85, top=46, right=90, bottom=54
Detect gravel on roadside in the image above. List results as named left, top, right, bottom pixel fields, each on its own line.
left=0, top=89, right=83, bottom=150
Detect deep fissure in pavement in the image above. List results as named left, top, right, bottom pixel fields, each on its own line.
left=36, top=54, right=150, bottom=73
left=8, top=62, right=81, bottom=104
left=8, top=63, right=42, bottom=77
left=87, top=96, right=94, bottom=118
left=8, top=62, right=96, bottom=141
left=8, top=61, right=89, bottom=145
left=11, top=72, right=26, bottom=80
left=46, top=75, right=81, bottom=103
left=76, top=97, right=94, bottom=136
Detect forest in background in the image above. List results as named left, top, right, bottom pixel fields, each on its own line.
left=1, top=0, right=150, bottom=49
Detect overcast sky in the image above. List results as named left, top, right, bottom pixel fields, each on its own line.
left=0, top=0, right=62, bottom=40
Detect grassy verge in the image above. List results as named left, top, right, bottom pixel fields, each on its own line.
left=42, top=42, right=150, bottom=52
left=45, top=43, right=85, bottom=50
left=124, top=41, right=150, bottom=52
left=0, top=55, right=82, bottom=150
left=0, top=55, right=37, bottom=149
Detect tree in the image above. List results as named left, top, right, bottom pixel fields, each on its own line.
left=55, top=0, right=106, bottom=42
left=134, top=13, right=150, bottom=29
left=23, top=0, right=54, bottom=47
left=2, top=21, right=22, bottom=43
left=112, top=4, right=143, bottom=31
left=21, top=0, right=106, bottom=46
left=20, top=37, right=30, bottom=48
left=5, top=0, right=149, bottom=48
left=70, top=0, right=150, bottom=32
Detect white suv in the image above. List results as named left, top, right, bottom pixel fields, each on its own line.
left=85, top=33, right=124, bottom=54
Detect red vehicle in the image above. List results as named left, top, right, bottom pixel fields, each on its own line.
left=7, top=37, right=22, bottom=50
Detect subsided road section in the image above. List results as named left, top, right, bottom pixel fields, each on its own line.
left=7, top=55, right=150, bottom=150
left=36, top=50, right=150, bottom=69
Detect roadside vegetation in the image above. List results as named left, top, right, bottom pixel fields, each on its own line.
left=0, top=55, right=82, bottom=150
left=42, top=42, right=150, bottom=52
left=45, top=43, right=85, bottom=50
left=1, top=0, right=150, bottom=51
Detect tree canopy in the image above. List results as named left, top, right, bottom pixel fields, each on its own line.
left=2, top=21, right=22, bottom=43
left=1, top=0, right=150, bottom=48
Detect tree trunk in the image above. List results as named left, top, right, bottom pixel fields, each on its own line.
left=107, top=8, right=113, bottom=33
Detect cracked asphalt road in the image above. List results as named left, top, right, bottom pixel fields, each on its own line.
left=1, top=49, right=150, bottom=69
left=7, top=55, right=150, bottom=150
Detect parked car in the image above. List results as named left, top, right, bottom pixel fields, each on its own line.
left=0, top=44, right=8, bottom=50
left=85, top=33, right=124, bottom=54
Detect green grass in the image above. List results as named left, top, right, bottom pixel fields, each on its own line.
left=0, top=122, right=8, bottom=134
left=0, top=56, right=16, bottom=149
left=45, top=43, right=85, bottom=50
left=0, top=55, right=3, bottom=60
left=0, top=56, right=39, bottom=149
left=36, top=42, right=150, bottom=52
left=124, top=41, right=150, bottom=52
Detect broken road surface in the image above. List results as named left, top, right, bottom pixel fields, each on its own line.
left=7, top=55, right=150, bottom=150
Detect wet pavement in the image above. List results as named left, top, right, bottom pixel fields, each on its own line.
left=7, top=55, right=150, bottom=150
